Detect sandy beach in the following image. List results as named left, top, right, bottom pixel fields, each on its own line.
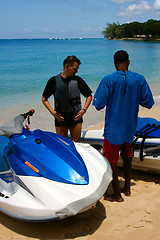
left=0, top=167, right=159, bottom=240
left=0, top=97, right=160, bottom=240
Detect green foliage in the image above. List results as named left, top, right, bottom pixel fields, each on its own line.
left=102, top=19, right=160, bottom=39
left=143, top=19, right=160, bottom=37
left=123, top=22, right=143, bottom=38
left=102, top=22, right=120, bottom=39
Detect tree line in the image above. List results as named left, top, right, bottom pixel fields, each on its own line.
left=102, top=19, right=160, bottom=40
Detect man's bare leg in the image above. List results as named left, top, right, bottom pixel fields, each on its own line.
left=104, top=163, right=124, bottom=202
left=122, top=157, right=132, bottom=196
left=69, top=123, right=82, bottom=142
left=56, top=126, right=68, bottom=138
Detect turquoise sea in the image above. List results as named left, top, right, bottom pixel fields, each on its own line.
left=0, top=38, right=160, bottom=130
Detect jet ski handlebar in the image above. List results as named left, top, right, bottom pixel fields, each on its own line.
left=22, top=109, right=35, bottom=119
left=0, top=109, right=35, bottom=138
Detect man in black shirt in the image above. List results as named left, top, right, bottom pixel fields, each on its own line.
left=42, top=55, right=92, bottom=142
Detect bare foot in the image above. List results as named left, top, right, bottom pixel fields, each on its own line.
left=121, top=187, right=131, bottom=196
left=104, top=195, right=124, bottom=202
left=125, top=191, right=131, bottom=196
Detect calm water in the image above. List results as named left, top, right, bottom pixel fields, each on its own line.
left=0, top=38, right=160, bottom=109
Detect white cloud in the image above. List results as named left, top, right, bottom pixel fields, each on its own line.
left=128, top=1, right=150, bottom=11
left=117, top=0, right=151, bottom=16
left=154, top=0, right=160, bottom=10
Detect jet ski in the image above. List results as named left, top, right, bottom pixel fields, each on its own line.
left=0, top=110, right=112, bottom=221
left=81, top=117, right=160, bottom=174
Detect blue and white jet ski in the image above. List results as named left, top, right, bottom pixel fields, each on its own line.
left=0, top=110, right=112, bottom=221
left=81, top=117, right=160, bottom=174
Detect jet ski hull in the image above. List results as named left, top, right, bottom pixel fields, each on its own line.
left=0, top=132, right=112, bottom=221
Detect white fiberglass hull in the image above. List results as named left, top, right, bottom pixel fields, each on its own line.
left=0, top=143, right=112, bottom=221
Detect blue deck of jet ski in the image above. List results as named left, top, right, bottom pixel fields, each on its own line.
left=0, top=136, right=10, bottom=172
left=2, top=129, right=89, bottom=185
left=136, top=117, right=160, bottom=138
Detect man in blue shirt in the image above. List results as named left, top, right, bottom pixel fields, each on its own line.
left=93, top=50, right=154, bottom=202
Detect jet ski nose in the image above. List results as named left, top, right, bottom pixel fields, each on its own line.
left=9, top=129, right=89, bottom=185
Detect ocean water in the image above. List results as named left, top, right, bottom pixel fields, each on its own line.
left=0, top=38, right=160, bottom=130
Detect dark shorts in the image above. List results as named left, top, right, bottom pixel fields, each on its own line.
left=55, top=112, right=83, bottom=127
left=103, top=138, right=133, bottom=164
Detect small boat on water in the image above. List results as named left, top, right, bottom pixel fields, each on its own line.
left=81, top=117, right=160, bottom=175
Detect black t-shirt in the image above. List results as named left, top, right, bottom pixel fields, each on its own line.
left=42, top=75, right=92, bottom=100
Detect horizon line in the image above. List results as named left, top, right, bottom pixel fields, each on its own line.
left=0, top=37, right=104, bottom=40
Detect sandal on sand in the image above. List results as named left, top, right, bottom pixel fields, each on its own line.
left=104, top=195, right=124, bottom=202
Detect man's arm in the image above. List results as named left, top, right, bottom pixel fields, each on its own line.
left=140, top=79, right=154, bottom=109
left=42, top=96, right=64, bottom=122
left=83, top=95, right=92, bottom=111
left=74, top=95, right=92, bottom=121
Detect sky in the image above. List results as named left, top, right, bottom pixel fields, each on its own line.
left=0, top=0, right=160, bottom=39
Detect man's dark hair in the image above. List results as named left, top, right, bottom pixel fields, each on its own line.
left=114, top=50, right=129, bottom=64
left=63, top=55, right=81, bottom=67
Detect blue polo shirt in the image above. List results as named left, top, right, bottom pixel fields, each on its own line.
left=93, top=70, right=154, bottom=145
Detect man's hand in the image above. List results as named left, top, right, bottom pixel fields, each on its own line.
left=74, top=109, right=85, bottom=121
left=54, top=112, right=64, bottom=122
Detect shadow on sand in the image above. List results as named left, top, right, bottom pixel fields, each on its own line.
left=0, top=200, right=106, bottom=239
